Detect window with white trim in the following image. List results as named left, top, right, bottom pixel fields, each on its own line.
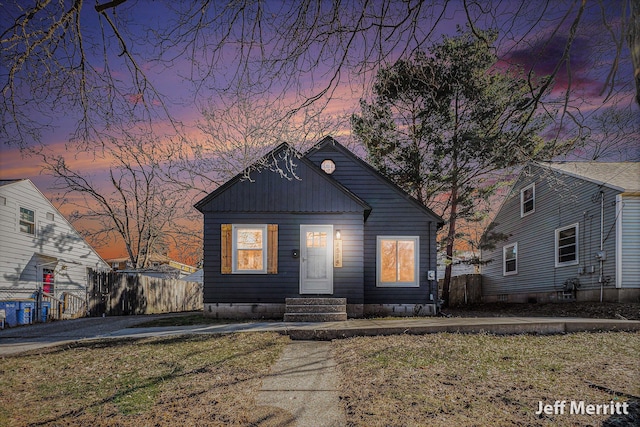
left=555, top=223, right=579, bottom=267
left=221, top=224, right=278, bottom=274
left=232, top=224, right=268, bottom=273
left=503, top=243, right=517, bottom=275
left=520, top=183, right=535, bottom=217
left=20, top=207, right=35, bottom=235
left=377, top=236, right=419, bottom=287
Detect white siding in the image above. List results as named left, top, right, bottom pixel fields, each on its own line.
left=0, top=180, right=110, bottom=299
left=619, top=195, right=640, bottom=288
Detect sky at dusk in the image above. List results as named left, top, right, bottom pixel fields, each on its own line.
left=1, top=0, right=637, bottom=262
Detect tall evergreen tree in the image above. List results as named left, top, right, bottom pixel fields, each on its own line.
left=352, top=27, right=571, bottom=306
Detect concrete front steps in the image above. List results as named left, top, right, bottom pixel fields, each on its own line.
left=284, top=298, right=347, bottom=322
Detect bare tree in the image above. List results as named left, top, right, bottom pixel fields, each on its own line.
left=159, top=93, right=346, bottom=194
left=578, top=105, right=640, bottom=160
left=2, top=0, right=636, bottom=265
left=34, top=135, right=198, bottom=267
left=2, top=0, right=637, bottom=152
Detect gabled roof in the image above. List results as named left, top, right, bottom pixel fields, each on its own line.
left=194, top=142, right=372, bottom=214
left=538, top=161, right=640, bottom=192
left=305, top=136, right=445, bottom=226
left=0, top=178, right=111, bottom=269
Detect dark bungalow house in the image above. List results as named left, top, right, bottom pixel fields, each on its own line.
left=194, top=137, right=443, bottom=320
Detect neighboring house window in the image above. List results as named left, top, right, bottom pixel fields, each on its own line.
left=503, top=243, right=517, bottom=275
left=520, top=183, right=535, bottom=217
left=377, top=236, right=419, bottom=287
left=20, top=207, right=35, bottom=235
left=221, top=224, right=278, bottom=274
left=555, top=223, right=579, bottom=267
left=46, top=212, right=55, bottom=221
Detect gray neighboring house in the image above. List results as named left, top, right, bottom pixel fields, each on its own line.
left=194, top=137, right=443, bottom=319
left=481, top=162, right=640, bottom=303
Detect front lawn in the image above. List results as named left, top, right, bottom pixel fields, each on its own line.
left=333, top=332, right=639, bottom=426
left=0, top=333, right=289, bottom=426
left=1, top=331, right=637, bottom=426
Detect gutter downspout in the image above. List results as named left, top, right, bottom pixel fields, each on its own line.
left=599, top=191, right=604, bottom=303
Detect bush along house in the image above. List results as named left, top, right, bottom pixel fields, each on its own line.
left=194, top=137, right=443, bottom=320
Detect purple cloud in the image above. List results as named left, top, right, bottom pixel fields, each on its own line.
left=501, top=34, right=603, bottom=96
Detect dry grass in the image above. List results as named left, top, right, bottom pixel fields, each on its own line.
left=1, top=330, right=638, bottom=426
left=332, top=332, right=639, bottom=426
left=0, top=333, right=290, bottom=426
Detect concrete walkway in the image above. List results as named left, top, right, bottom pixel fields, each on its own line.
left=1, top=315, right=639, bottom=356
left=256, top=341, right=345, bottom=426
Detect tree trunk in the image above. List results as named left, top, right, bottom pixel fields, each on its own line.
left=442, top=185, right=458, bottom=308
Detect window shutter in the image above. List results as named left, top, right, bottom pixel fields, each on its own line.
left=267, top=224, right=278, bottom=274
left=221, top=224, right=232, bottom=274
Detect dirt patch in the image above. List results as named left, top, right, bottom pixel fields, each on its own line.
left=441, top=302, right=640, bottom=320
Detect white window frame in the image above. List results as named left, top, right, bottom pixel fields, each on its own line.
left=503, top=243, right=518, bottom=276
left=520, top=183, right=535, bottom=217
left=555, top=223, right=579, bottom=267
left=232, top=224, right=268, bottom=274
left=376, top=236, right=420, bottom=287
left=19, top=206, right=36, bottom=235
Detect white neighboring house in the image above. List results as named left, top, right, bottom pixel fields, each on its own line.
left=0, top=179, right=110, bottom=304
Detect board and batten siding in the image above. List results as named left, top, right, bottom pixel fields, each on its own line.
left=306, top=141, right=440, bottom=305
left=618, top=195, right=640, bottom=288
left=0, top=180, right=110, bottom=299
left=196, top=145, right=371, bottom=308
left=202, top=212, right=364, bottom=304
left=198, top=154, right=367, bottom=214
left=482, top=165, right=620, bottom=298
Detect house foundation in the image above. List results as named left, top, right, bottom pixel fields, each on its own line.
left=483, top=288, right=640, bottom=304
left=204, top=302, right=438, bottom=319
left=363, top=303, right=437, bottom=317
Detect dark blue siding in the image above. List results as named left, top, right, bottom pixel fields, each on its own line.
left=306, top=141, right=440, bottom=304
left=198, top=148, right=368, bottom=214
left=203, top=212, right=364, bottom=304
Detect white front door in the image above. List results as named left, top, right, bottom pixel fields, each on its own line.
left=300, top=225, right=333, bottom=294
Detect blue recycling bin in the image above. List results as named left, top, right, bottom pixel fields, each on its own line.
left=0, top=301, right=19, bottom=327
left=41, top=301, right=51, bottom=323
left=17, top=300, right=36, bottom=325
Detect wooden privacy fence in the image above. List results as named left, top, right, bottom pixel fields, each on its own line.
left=439, top=274, right=482, bottom=306
left=87, top=270, right=203, bottom=316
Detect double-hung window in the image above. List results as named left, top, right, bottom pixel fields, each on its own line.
left=221, top=224, right=278, bottom=274
left=377, top=236, right=419, bottom=287
left=233, top=225, right=267, bottom=273
left=555, top=223, right=579, bottom=267
left=20, top=207, right=35, bottom=235
left=520, top=183, right=535, bottom=217
left=503, top=243, right=517, bottom=275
